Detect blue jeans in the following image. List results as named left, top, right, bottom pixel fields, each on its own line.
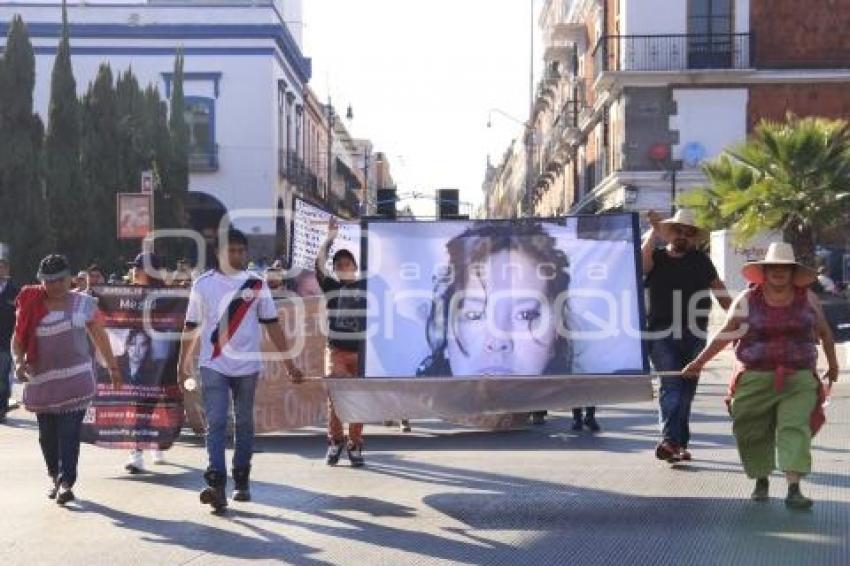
left=37, top=410, right=86, bottom=487
left=649, top=332, right=706, bottom=448
left=200, top=368, right=258, bottom=474
left=0, top=351, right=11, bottom=416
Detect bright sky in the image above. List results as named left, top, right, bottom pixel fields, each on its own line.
left=303, top=0, right=544, bottom=217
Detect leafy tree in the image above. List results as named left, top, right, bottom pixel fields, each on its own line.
left=0, top=16, right=53, bottom=280
left=680, top=115, right=850, bottom=266
left=44, top=1, right=88, bottom=268
left=80, top=63, right=122, bottom=270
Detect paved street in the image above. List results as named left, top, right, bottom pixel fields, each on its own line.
left=2, top=347, right=849, bottom=566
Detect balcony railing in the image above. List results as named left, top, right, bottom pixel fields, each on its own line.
left=189, top=144, right=219, bottom=172
left=594, top=33, right=752, bottom=74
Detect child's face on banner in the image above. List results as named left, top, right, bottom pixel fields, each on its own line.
left=446, top=250, right=557, bottom=376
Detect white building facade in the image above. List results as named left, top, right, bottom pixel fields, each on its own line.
left=0, top=0, right=311, bottom=258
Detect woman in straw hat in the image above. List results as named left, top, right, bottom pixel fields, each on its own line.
left=682, top=243, right=839, bottom=509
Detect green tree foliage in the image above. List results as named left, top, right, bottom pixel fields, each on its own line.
left=44, top=1, right=87, bottom=269
left=80, top=63, right=121, bottom=269
left=680, top=115, right=850, bottom=266
left=0, top=15, right=53, bottom=281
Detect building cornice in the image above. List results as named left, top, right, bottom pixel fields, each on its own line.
left=595, top=68, right=850, bottom=96
left=0, top=20, right=311, bottom=83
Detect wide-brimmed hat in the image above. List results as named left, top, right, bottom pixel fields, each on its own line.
left=741, top=242, right=817, bottom=287
left=657, top=209, right=709, bottom=243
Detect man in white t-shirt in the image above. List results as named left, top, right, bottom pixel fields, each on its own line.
left=177, top=229, right=303, bottom=514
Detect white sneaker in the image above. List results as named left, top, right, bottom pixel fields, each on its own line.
left=124, top=449, right=145, bottom=474
left=152, top=449, right=165, bottom=465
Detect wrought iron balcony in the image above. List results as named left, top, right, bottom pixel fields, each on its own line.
left=189, top=144, right=219, bottom=172
left=593, top=33, right=752, bottom=74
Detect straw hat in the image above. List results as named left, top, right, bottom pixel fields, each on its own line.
left=741, top=242, right=817, bottom=287
left=657, top=209, right=709, bottom=243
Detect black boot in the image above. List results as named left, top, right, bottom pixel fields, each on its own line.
left=785, top=482, right=813, bottom=510
left=583, top=407, right=600, bottom=433
left=232, top=467, right=251, bottom=502
left=200, top=470, right=228, bottom=514
left=751, top=477, right=769, bottom=502
left=571, top=408, right=583, bottom=431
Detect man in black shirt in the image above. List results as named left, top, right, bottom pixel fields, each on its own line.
left=0, top=258, right=19, bottom=423
left=315, top=218, right=367, bottom=467
left=642, top=209, right=731, bottom=463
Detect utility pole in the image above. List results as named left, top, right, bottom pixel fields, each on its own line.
left=525, top=0, right=535, bottom=218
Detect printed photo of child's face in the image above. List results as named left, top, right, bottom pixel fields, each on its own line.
left=445, top=250, right=558, bottom=377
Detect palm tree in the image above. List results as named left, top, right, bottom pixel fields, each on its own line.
left=680, top=115, right=850, bottom=266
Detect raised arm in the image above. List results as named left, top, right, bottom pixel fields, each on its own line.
left=641, top=210, right=663, bottom=275
left=808, top=290, right=839, bottom=383
left=315, top=217, right=340, bottom=283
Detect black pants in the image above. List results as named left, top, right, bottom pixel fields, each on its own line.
left=572, top=407, right=596, bottom=420
left=37, top=410, right=85, bottom=487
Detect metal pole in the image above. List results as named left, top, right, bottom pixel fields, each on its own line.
left=526, top=0, right=534, bottom=218
left=327, top=99, right=333, bottom=203
left=670, top=167, right=677, bottom=215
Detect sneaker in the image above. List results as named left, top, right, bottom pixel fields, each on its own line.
left=785, top=484, right=814, bottom=510
left=655, top=441, right=682, bottom=463
left=678, top=448, right=692, bottom=461
left=152, top=449, right=166, bottom=465
left=325, top=441, right=345, bottom=466
left=570, top=418, right=583, bottom=431
left=56, top=485, right=75, bottom=506
left=583, top=416, right=601, bottom=433
left=400, top=420, right=412, bottom=433
left=347, top=442, right=365, bottom=468
left=751, top=478, right=769, bottom=502
left=125, top=449, right=145, bottom=474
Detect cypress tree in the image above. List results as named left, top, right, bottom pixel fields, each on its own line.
left=161, top=50, right=190, bottom=260
left=44, top=1, right=87, bottom=269
left=80, top=63, right=121, bottom=268
left=0, top=16, right=52, bottom=280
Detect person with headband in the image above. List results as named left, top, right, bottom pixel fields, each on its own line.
left=11, top=254, right=122, bottom=505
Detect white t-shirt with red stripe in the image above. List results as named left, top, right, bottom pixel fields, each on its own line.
left=186, top=270, right=278, bottom=376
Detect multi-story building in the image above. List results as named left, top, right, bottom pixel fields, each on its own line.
left=481, top=138, right=527, bottom=219
left=0, top=0, right=312, bottom=259
left=487, top=0, right=850, bottom=221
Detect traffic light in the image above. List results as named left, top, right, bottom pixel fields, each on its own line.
left=437, top=189, right=459, bottom=219
left=377, top=188, right=397, bottom=218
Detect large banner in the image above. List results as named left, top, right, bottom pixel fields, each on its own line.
left=327, top=214, right=652, bottom=422
left=363, top=215, right=647, bottom=377
left=290, top=196, right=360, bottom=296
left=81, top=286, right=186, bottom=449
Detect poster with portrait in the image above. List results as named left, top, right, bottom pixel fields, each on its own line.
left=80, top=285, right=186, bottom=449
left=289, top=196, right=361, bottom=296
left=325, top=214, right=651, bottom=422
left=117, top=193, right=152, bottom=240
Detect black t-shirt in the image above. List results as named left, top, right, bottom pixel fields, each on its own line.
left=317, top=272, right=366, bottom=352
left=645, top=248, right=718, bottom=331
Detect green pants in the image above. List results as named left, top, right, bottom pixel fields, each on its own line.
left=731, top=370, right=818, bottom=479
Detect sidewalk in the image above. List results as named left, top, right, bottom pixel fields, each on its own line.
left=1, top=347, right=848, bottom=565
